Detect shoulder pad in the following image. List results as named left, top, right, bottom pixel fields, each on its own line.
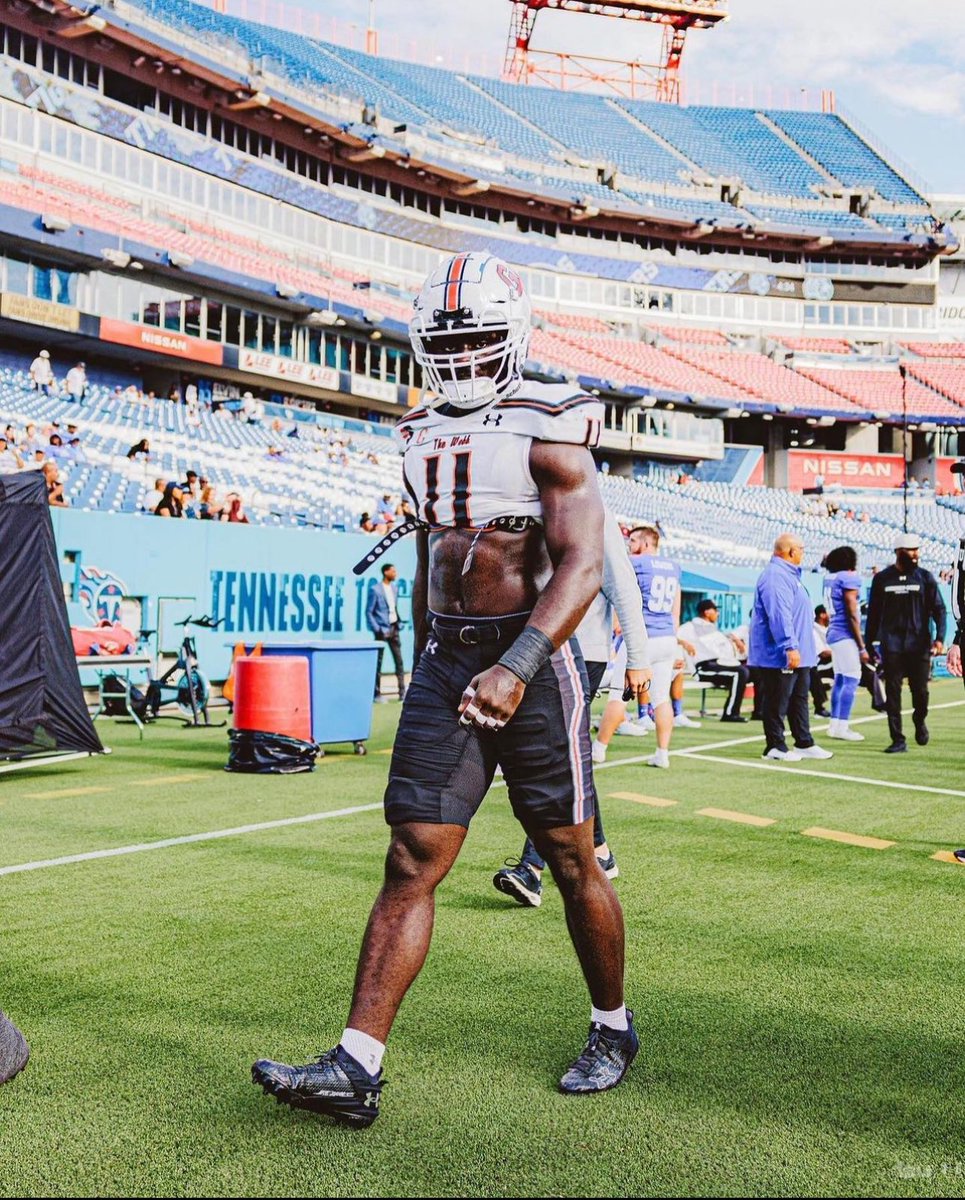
left=494, top=384, right=604, bottom=447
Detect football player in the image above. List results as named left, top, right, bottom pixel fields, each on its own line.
left=253, top=252, right=638, bottom=1125
left=628, top=524, right=683, bottom=769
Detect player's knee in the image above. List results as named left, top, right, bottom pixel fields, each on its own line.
left=383, top=831, right=450, bottom=892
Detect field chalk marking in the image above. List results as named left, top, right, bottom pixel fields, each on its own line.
left=698, top=807, right=776, bottom=828
left=801, top=827, right=896, bottom=851
left=28, top=786, right=111, bottom=801
left=931, top=851, right=965, bottom=866
left=610, top=792, right=677, bottom=808
left=0, top=803, right=383, bottom=878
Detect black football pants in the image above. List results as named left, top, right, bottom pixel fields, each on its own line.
left=695, top=660, right=749, bottom=718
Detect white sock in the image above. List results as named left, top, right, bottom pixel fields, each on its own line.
left=592, top=739, right=607, bottom=755
left=340, top=1027, right=385, bottom=1076
left=652, top=748, right=670, bottom=765
left=591, top=1004, right=628, bottom=1032
left=828, top=719, right=839, bottom=735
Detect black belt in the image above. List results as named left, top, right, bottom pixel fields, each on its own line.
left=352, top=515, right=541, bottom=576
left=430, top=611, right=531, bottom=647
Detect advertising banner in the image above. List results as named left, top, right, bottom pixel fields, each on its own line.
left=239, top=349, right=338, bottom=390
left=787, top=450, right=905, bottom=491
left=100, top=318, right=224, bottom=365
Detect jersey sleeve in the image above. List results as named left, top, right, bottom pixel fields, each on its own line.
left=843, top=571, right=862, bottom=592
left=499, top=395, right=605, bottom=447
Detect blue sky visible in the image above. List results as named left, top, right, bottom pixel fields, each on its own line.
left=238, top=0, right=965, bottom=195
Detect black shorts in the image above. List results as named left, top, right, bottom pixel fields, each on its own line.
left=384, top=612, right=597, bottom=831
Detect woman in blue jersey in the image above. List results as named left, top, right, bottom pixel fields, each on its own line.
left=823, top=545, right=871, bottom=741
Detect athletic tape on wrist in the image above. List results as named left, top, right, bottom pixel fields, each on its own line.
left=497, top=626, right=554, bottom=685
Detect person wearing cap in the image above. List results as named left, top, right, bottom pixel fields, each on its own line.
left=28, top=349, right=53, bottom=396
left=65, top=361, right=87, bottom=405
left=678, top=599, right=750, bottom=722
left=0, top=436, right=24, bottom=472
left=865, top=533, right=946, bottom=753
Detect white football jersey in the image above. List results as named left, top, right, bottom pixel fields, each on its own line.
left=395, top=382, right=604, bottom=530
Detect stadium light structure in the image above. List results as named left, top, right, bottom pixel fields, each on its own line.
left=345, top=144, right=386, bottom=163
left=227, top=91, right=271, bottom=111
left=41, top=213, right=71, bottom=233
left=56, top=14, right=107, bottom=38
left=167, top=250, right=194, bottom=269
left=305, top=310, right=341, bottom=327
left=276, top=282, right=299, bottom=299
left=453, top=181, right=491, bottom=198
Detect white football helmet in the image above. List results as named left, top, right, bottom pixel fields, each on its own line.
left=409, top=251, right=532, bottom=410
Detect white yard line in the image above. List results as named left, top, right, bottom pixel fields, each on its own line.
left=0, top=803, right=383, bottom=878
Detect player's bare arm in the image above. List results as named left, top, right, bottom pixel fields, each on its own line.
left=457, top=442, right=604, bottom=729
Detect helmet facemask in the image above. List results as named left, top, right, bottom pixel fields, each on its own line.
left=411, top=321, right=527, bottom=410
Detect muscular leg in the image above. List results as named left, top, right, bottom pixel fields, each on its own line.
left=346, top=821, right=466, bottom=1043
left=527, top=818, right=625, bottom=1010
left=654, top=698, right=673, bottom=751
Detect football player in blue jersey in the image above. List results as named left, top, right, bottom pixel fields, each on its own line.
left=628, top=524, right=683, bottom=769
left=253, top=252, right=638, bottom=1125
left=822, top=545, right=871, bottom=741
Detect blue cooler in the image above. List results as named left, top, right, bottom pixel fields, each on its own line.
left=248, top=642, right=380, bottom=753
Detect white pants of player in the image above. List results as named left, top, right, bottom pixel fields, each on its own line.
left=830, top=638, right=862, bottom=680
left=644, top=635, right=678, bottom=707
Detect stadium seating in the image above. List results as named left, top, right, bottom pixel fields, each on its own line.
left=767, top=111, right=925, bottom=206
left=798, top=367, right=965, bottom=419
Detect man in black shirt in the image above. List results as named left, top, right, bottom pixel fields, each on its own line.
left=865, top=533, right=947, bottom=753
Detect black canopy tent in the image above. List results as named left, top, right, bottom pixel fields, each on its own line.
left=0, top=471, right=103, bottom=766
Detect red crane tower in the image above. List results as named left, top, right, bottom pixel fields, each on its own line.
left=504, top=0, right=728, bottom=102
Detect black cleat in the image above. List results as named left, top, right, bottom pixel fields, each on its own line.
left=720, top=715, right=749, bottom=723
left=0, top=1011, right=29, bottom=1085
left=252, top=1045, right=383, bottom=1127
left=559, top=1010, right=638, bottom=1095
left=885, top=740, right=908, bottom=754
left=915, top=724, right=929, bottom=746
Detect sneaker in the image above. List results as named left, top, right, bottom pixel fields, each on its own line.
left=885, top=741, right=908, bottom=754
left=763, top=748, right=803, bottom=762
left=591, top=741, right=607, bottom=765
left=953, top=849, right=965, bottom=865
left=915, top=724, right=929, bottom=746
left=252, top=1045, right=383, bottom=1127
left=828, top=726, right=864, bottom=741
left=635, top=715, right=656, bottom=733
left=720, top=714, right=749, bottom=723
left=493, top=860, right=542, bottom=908
left=559, top=1010, right=639, bottom=1094
left=615, top=720, right=648, bottom=737
left=646, top=751, right=670, bottom=769
left=674, top=713, right=701, bottom=728
left=814, top=708, right=832, bottom=719
left=0, top=1011, right=29, bottom=1085
left=794, top=745, right=833, bottom=760
left=596, top=851, right=619, bottom=880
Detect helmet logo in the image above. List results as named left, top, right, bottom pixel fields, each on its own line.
left=496, top=263, right=524, bottom=299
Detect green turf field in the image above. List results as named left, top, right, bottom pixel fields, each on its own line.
left=2, top=683, right=964, bottom=1198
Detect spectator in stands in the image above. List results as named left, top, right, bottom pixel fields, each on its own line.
left=376, top=493, right=396, bottom=524
left=199, top=484, right=222, bottom=520
left=810, top=605, right=834, bottom=718
left=66, top=437, right=86, bottom=465
left=127, top=438, right=151, bottom=461
left=43, top=461, right=67, bottom=507
left=123, top=384, right=141, bottom=403
left=748, top=533, right=832, bottom=763
left=223, top=493, right=249, bottom=524
left=155, top=483, right=184, bottom=519
left=47, top=434, right=71, bottom=465
left=65, top=362, right=87, bottom=405
left=865, top=533, right=946, bottom=754
left=184, top=381, right=198, bottom=408
left=179, top=470, right=200, bottom=499
left=678, top=600, right=749, bottom=722
left=143, top=477, right=166, bottom=513
left=3, top=424, right=15, bottom=445
left=0, top=436, right=24, bottom=473
left=399, top=498, right=416, bottom=522
left=241, top=391, right=256, bottom=421
left=29, top=349, right=54, bottom=396
left=359, top=512, right=377, bottom=533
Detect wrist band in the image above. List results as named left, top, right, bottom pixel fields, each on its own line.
left=497, top=625, right=554, bottom=685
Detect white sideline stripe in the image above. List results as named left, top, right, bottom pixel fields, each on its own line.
left=675, top=753, right=965, bottom=800
left=0, top=803, right=383, bottom=878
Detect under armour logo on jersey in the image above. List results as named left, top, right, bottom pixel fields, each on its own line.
left=425, top=637, right=438, bottom=656
left=482, top=412, right=503, bottom=426
left=364, top=1092, right=380, bottom=1108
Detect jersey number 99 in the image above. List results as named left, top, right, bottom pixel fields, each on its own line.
left=647, top=574, right=677, bottom=615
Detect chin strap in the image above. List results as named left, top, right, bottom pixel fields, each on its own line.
left=352, top=515, right=541, bottom=576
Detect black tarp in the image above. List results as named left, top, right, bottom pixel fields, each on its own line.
left=0, top=471, right=103, bottom=759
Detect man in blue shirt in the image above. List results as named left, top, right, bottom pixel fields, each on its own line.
left=749, top=533, right=833, bottom=763
left=629, top=524, right=682, bottom=770
left=366, top=562, right=406, bottom=702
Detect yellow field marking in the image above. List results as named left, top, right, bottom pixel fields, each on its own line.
left=376, top=748, right=393, bottom=755
left=609, top=792, right=677, bottom=808
left=698, top=807, right=776, bottom=828
left=801, top=827, right=895, bottom=851
left=130, top=774, right=204, bottom=787
left=931, top=850, right=965, bottom=866
left=29, top=786, right=111, bottom=801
